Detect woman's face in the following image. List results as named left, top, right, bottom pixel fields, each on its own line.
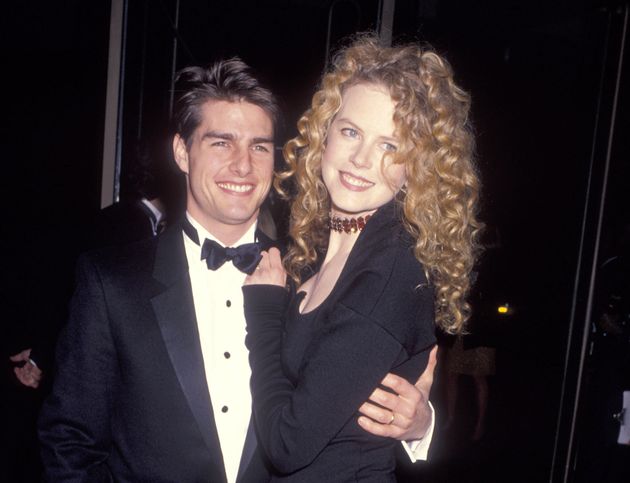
left=321, top=83, right=407, bottom=218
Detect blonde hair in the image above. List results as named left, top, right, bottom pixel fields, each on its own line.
left=276, top=35, right=482, bottom=333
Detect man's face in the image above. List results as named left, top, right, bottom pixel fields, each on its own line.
left=173, top=100, right=274, bottom=239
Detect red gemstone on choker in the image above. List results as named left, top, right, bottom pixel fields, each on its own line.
left=329, top=214, right=372, bottom=233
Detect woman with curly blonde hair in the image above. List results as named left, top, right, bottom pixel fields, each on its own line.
left=243, top=35, right=481, bottom=481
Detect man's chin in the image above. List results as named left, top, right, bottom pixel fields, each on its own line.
left=219, top=207, right=261, bottom=227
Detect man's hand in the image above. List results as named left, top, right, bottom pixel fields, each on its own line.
left=9, top=348, right=42, bottom=389
left=358, top=345, right=437, bottom=440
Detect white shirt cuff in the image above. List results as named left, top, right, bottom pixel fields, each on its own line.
left=401, top=401, right=435, bottom=462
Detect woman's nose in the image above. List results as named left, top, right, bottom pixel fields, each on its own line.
left=349, top=142, right=372, bottom=169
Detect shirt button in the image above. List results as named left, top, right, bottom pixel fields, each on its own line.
left=226, top=300, right=231, bottom=307
left=222, top=406, right=228, bottom=413
left=224, top=352, right=231, bottom=359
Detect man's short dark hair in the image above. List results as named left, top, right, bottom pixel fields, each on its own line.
left=173, top=58, right=280, bottom=147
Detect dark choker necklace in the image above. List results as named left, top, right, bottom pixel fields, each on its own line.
left=329, top=213, right=372, bottom=233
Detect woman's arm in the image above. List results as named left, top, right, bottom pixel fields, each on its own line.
left=243, top=284, right=413, bottom=473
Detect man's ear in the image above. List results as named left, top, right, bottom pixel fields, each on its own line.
left=173, top=134, right=189, bottom=174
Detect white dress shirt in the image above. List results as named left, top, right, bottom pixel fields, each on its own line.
left=184, top=214, right=256, bottom=483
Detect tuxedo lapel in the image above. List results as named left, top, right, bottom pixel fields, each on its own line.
left=236, top=417, right=257, bottom=482
left=150, top=225, right=227, bottom=482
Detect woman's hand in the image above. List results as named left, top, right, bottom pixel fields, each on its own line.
left=244, top=247, right=286, bottom=287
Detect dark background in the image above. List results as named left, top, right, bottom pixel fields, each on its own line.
left=1, top=1, right=628, bottom=481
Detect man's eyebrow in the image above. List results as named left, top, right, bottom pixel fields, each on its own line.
left=201, top=131, right=235, bottom=141
left=251, top=136, right=274, bottom=145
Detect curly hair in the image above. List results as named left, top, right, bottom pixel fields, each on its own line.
left=276, top=35, right=482, bottom=333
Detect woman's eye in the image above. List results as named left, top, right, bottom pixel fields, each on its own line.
left=341, top=127, right=359, bottom=138
left=383, top=142, right=397, bottom=152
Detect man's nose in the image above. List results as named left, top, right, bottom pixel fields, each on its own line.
left=230, top=148, right=253, bottom=177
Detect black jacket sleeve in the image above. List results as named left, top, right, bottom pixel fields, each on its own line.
left=38, top=254, right=117, bottom=482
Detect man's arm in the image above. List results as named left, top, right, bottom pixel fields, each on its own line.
left=38, top=255, right=116, bottom=481
left=358, top=345, right=437, bottom=460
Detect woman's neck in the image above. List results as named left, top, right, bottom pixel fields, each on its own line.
left=325, top=229, right=360, bottom=261
left=325, top=209, right=375, bottom=259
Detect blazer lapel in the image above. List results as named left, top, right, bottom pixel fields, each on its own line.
left=150, top=225, right=227, bottom=481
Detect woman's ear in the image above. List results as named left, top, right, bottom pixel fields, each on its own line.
left=396, top=180, right=408, bottom=199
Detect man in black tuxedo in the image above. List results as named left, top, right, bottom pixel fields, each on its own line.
left=38, top=59, right=435, bottom=482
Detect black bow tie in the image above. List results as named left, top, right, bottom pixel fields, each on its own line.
left=200, top=239, right=261, bottom=274
left=182, top=218, right=265, bottom=275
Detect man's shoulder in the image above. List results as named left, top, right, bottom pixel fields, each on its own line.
left=78, top=227, right=183, bottom=282
left=82, top=235, right=157, bottom=265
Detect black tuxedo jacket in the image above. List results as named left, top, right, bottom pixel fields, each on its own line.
left=38, top=222, right=272, bottom=482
